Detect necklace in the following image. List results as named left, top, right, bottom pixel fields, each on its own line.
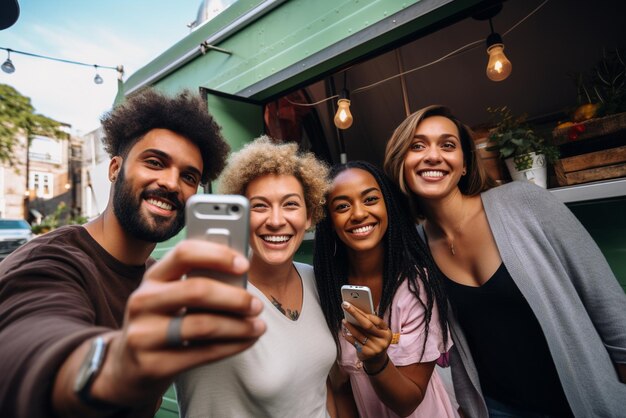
left=445, top=196, right=466, bottom=256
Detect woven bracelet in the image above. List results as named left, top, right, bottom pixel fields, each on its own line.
left=364, top=355, right=390, bottom=376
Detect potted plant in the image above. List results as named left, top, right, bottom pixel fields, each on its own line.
left=487, top=106, right=559, bottom=188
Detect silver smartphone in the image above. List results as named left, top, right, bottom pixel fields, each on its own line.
left=341, top=285, right=375, bottom=326
left=185, top=194, right=250, bottom=288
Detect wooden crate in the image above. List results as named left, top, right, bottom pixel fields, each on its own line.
left=554, top=145, right=626, bottom=186
left=552, top=112, right=626, bottom=145
left=473, top=133, right=507, bottom=183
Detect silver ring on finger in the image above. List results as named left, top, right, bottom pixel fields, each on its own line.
left=354, top=341, right=363, bottom=353
left=166, top=315, right=187, bottom=347
left=362, top=336, right=368, bottom=345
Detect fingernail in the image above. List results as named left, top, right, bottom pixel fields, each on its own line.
left=233, top=255, right=249, bottom=272
left=342, top=301, right=350, bottom=309
left=252, top=318, right=266, bottom=335
left=250, top=297, right=263, bottom=313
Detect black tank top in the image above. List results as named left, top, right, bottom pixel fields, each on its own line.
left=445, top=263, right=573, bottom=417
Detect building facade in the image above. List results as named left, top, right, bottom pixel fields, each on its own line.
left=81, top=126, right=110, bottom=219
left=0, top=129, right=83, bottom=223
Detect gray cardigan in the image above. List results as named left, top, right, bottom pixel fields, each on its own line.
left=421, top=181, right=626, bottom=417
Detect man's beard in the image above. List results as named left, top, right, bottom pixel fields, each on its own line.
left=113, top=168, right=185, bottom=243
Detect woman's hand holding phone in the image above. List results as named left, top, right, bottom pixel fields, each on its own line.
left=341, top=301, right=392, bottom=366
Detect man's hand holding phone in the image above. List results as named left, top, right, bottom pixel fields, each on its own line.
left=185, top=194, right=250, bottom=288
left=73, top=209, right=265, bottom=411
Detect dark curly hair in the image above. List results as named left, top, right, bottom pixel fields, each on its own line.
left=314, top=161, right=448, bottom=358
left=100, top=88, right=229, bottom=184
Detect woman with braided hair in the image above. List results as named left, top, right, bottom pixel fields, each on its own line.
left=314, top=160, right=457, bottom=417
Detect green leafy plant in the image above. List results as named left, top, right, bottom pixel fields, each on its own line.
left=0, top=84, right=66, bottom=167
left=486, top=106, right=559, bottom=171
left=31, top=202, right=87, bottom=234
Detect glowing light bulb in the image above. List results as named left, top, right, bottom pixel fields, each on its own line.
left=485, top=34, right=512, bottom=82
left=334, top=91, right=353, bottom=130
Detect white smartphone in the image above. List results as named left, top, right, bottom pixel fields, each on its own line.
left=185, top=194, right=250, bottom=288
left=341, top=285, right=375, bottom=326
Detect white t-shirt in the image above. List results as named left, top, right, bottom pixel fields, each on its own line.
left=175, top=262, right=336, bottom=418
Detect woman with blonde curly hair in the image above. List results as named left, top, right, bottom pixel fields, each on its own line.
left=175, top=135, right=338, bottom=418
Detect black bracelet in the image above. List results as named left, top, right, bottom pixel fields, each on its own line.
left=364, top=355, right=390, bottom=376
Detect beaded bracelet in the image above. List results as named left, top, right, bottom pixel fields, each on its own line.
left=364, top=355, right=390, bottom=376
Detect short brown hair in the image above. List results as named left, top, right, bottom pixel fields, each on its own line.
left=218, top=136, right=331, bottom=227
left=384, top=105, right=496, bottom=216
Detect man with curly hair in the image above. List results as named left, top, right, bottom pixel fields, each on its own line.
left=0, top=89, right=266, bottom=418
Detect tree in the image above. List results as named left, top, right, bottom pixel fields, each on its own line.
left=0, top=83, right=66, bottom=166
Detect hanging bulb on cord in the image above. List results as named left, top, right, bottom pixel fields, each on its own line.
left=334, top=89, right=353, bottom=129
left=2, top=49, right=15, bottom=74
left=485, top=32, right=512, bottom=81
left=93, top=65, right=103, bottom=84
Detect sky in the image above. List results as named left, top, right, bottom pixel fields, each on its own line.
left=0, top=0, right=202, bottom=135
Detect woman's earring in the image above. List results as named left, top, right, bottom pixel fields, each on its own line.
left=462, top=169, right=467, bottom=176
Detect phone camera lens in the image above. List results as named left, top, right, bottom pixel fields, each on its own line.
left=231, top=205, right=239, bottom=213
left=213, top=205, right=220, bottom=211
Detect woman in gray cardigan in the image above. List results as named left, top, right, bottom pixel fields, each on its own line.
left=383, top=105, right=626, bottom=417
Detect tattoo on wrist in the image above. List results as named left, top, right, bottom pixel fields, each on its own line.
left=270, top=296, right=300, bottom=320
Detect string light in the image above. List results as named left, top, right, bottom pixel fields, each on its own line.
left=475, top=2, right=513, bottom=82
left=1, top=49, right=15, bottom=74
left=334, top=89, right=353, bottom=129
left=93, top=65, right=104, bottom=85
left=284, top=1, right=548, bottom=113
left=0, top=46, right=123, bottom=83
left=485, top=26, right=512, bottom=81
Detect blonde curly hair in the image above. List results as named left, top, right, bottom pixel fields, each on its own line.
left=218, top=136, right=331, bottom=227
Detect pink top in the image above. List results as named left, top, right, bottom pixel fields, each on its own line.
left=338, top=278, right=458, bottom=418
